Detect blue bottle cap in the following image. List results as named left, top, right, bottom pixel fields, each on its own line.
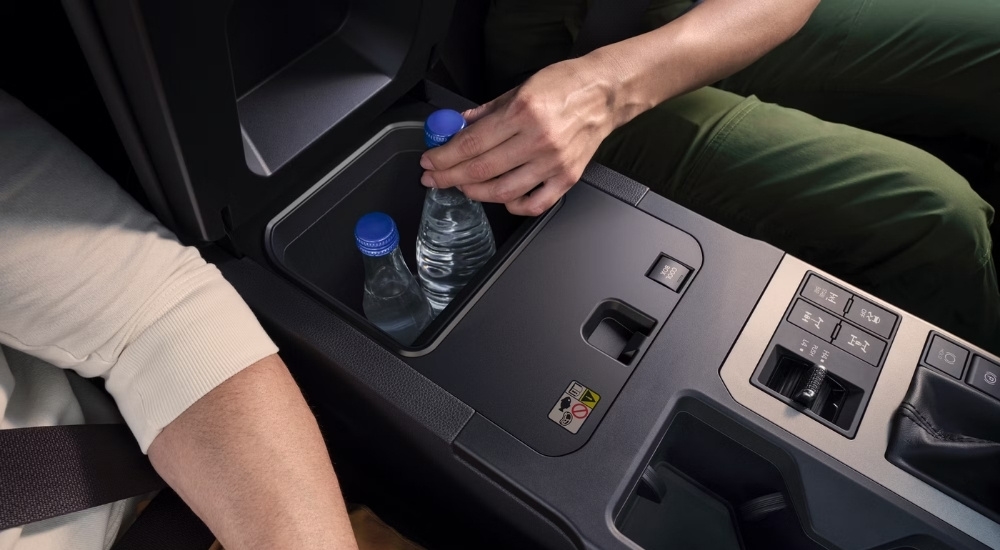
left=355, top=212, right=399, bottom=257
left=424, top=109, right=466, bottom=148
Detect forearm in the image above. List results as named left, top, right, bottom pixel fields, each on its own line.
left=587, top=0, right=820, bottom=127
left=147, top=354, right=358, bottom=550
left=1, top=89, right=356, bottom=547
left=418, top=0, right=819, bottom=215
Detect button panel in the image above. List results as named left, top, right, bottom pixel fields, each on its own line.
left=757, top=273, right=901, bottom=437
left=801, top=274, right=852, bottom=313
left=646, top=255, right=691, bottom=292
left=967, top=356, right=1000, bottom=401
left=787, top=299, right=837, bottom=341
left=833, top=322, right=885, bottom=366
left=845, top=297, right=897, bottom=339
left=923, top=334, right=969, bottom=379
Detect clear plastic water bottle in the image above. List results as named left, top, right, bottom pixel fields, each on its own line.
left=416, top=109, right=496, bottom=314
left=355, top=212, right=432, bottom=345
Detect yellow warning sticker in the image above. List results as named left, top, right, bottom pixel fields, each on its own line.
left=580, top=389, right=600, bottom=409
left=548, top=381, right=601, bottom=434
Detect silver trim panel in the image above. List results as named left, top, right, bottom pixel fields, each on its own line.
left=721, top=255, right=1000, bottom=548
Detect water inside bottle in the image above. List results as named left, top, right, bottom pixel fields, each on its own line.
left=362, top=251, right=432, bottom=345
left=416, top=187, right=496, bottom=313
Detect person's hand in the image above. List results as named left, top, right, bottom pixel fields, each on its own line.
left=420, top=56, right=620, bottom=216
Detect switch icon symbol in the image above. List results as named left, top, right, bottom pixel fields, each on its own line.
left=848, top=334, right=870, bottom=353
left=802, top=311, right=824, bottom=331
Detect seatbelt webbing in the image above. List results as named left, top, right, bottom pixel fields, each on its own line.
left=570, top=0, right=653, bottom=58
left=0, top=424, right=165, bottom=531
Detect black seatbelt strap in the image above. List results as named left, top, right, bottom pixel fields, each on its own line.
left=570, top=0, right=653, bottom=58
left=1, top=423, right=213, bottom=548
left=0, top=424, right=165, bottom=531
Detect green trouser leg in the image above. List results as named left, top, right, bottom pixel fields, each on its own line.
left=485, top=0, right=1000, bottom=353
left=595, top=88, right=999, bottom=354
left=719, top=0, right=1000, bottom=146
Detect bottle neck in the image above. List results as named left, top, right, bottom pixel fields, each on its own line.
left=426, top=186, right=469, bottom=204
left=361, top=247, right=408, bottom=277
left=427, top=136, right=472, bottom=204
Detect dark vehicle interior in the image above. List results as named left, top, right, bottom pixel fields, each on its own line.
left=3, top=1, right=1000, bottom=548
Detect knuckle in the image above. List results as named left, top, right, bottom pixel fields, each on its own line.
left=553, top=154, right=572, bottom=174
left=460, top=185, right=486, bottom=202
left=511, top=91, right=541, bottom=119
left=457, top=132, right=482, bottom=158
left=510, top=91, right=532, bottom=112
left=491, top=185, right=519, bottom=204
left=565, top=161, right=585, bottom=182
left=539, top=130, right=560, bottom=151
left=545, top=155, right=569, bottom=179
left=431, top=170, right=453, bottom=187
left=525, top=202, right=548, bottom=217
left=467, top=159, right=493, bottom=182
left=465, top=104, right=486, bottom=119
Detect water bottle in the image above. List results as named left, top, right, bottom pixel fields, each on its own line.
left=355, top=212, right=433, bottom=345
left=416, top=109, right=496, bottom=314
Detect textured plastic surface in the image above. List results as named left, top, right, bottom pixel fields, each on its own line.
left=581, top=162, right=649, bottom=206
left=409, top=183, right=703, bottom=456
left=453, top=176, right=986, bottom=549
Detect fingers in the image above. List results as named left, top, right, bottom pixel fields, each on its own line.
left=420, top=134, right=531, bottom=190
left=456, top=162, right=548, bottom=204
left=420, top=99, right=515, bottom=172
left=462, top=90, right=512, bottom=124
left=505, top=178, right=572, bottom=217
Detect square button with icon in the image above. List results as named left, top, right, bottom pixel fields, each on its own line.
left=646, top=255, right=691, bottom=292
left=967, top=356, right=1000, bottom=401
left=923, top=334, right=969, bottom=379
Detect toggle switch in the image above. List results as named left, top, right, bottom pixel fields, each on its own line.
left=646, top=255, right=691, bottom=292
left=761, top=347, right=855, bottom=429
left=794, top=364, right=828, bottom=408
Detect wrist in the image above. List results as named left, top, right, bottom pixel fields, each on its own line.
left=581, top=46, right=655, bottom=130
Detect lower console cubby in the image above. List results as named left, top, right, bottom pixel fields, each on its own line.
left=616, top=410, right=826, bottom=550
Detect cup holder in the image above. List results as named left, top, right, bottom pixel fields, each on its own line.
left=616, top=410, right=827, bottom=550
left=266, top=123, right=545, bottom=353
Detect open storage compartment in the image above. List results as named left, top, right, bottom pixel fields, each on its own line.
left=88, top=0, right=456, bottom=241
left=228, top=0, right=423, bottom=175
left=616, top=410, right=827, bottom=550
left=266, top=122, right=543, bottom=353
left=88, top=0, right=545, bottom=349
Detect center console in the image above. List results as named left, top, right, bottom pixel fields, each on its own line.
left=721, top=256, right=1000, bottom=548
left=67, top=0, right=1000, bottom=548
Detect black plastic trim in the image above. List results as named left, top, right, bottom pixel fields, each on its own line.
left=580, top=162, right=649, bottom=207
